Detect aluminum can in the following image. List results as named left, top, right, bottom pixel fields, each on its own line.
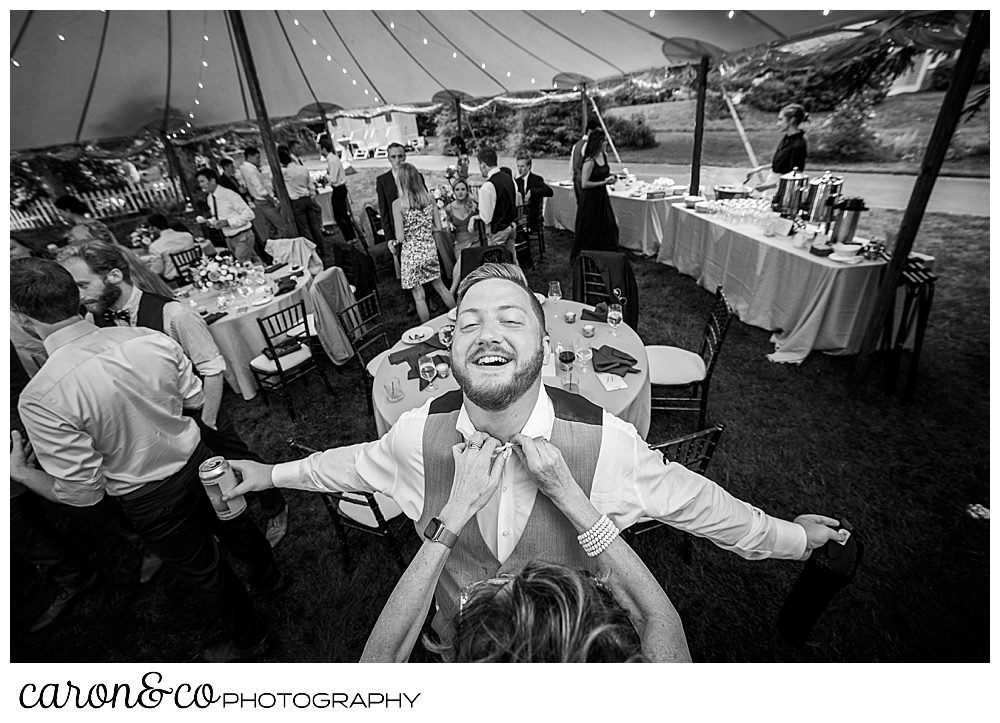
left=198, top=456, right=247, bottom=520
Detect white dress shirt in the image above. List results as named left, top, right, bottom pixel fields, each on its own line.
left=271, top=385, right=808, bottom=562
left=282, top=163, right=314, bottom=200
left=209, top=186, right=255, bottom=237
left=239, top=161, right=273, bottom=202
left=18, top=321, right=204, bottom=505
left=477, top=167, right=501, bottom=226
left=146, top=228, right=197, bottom=279
left=325, top=154, right=346, bottom=187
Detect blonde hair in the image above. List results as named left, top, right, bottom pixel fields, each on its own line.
left=398, top=163, right=432, bottom=210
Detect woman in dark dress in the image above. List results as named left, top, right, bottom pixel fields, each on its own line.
left=571, top=129, right=620, bottom=261
left=747, top=103, right=809, bottom=191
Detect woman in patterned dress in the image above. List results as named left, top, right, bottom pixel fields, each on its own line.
left=391, top=163, right=456, bottom=323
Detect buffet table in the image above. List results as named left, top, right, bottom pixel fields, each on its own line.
left=178, top=268, right=314, bottom=399
left=658, top=203, right=891, bottom=364
left=371, top=298, right=651, bottom=439
left=542, top=182, right=678, bottom=257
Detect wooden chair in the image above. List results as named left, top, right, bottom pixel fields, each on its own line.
left=249, top=300, right=334, bottom=421
left=458, top=245, right=515, bottom=284
left=516, top=201, right=545, bottom=259
left=575, top=253, right=611, bottom=307
left=624, top=423, right=726, bottom=564
left=336, top=292, right=391, bottom=430
left=169, top=246, right=203, bottom=284
left=646, top=286, right=735, bottom=430
left=287, top=439, right=406, bottom=572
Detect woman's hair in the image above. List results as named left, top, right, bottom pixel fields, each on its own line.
left=397, top=163, right=431, bottom=209
left=450, top=179, right=477, bottom=213
left=426, top=561, right=643, bottom=663
left=583, top=129, right=607, bottom=161
left=780, top=103, right=809, bottom=126
left=53, top=195, right=90, bottom=217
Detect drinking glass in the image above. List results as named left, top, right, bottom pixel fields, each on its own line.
left=574, top=339, right=593, bottom=374
left=607, top=303, right=623, bottom=337
left=216, top=295, right=230, bottom=312
left=383, top=376, right=404, bottom=402
left=548, top=281, right=563, bottom=322
left=418, top=354, right=438, bottom=391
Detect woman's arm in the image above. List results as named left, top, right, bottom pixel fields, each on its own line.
left=580, top=158, right=615, bottom=189
left=360, top=434, right=509, bottom=663
left=512, top=434, right=692, bottom=663
left=391, top=199, right=405, bottom=250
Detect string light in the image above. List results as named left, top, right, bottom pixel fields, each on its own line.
left=203, top=35, right=209, bottom=41
left=12, top=59, right=19, bottom=66
left=293, top=18, right=299, bottom=26
left=531, top=78, right=535, bottom=84
left=481, top=62, right=486, bottom=69
left=823, top=10, right=830, bottom=15
left=189, top=113, right=195, bottom=118
left=186, top=122, right=192, bottom=127
left=202, top=60, right=208, bottom=67
left=650, top=10, right=655, bottom=18
left=728, top=11, right=735, bottom=19
left=198, top=82, right=203, bottom=88
left=390, top=21, right=395, bottom=29
left=352, top=79, right=357, bottom=85
left=364, top=89, right=369, bottom=94
left=58, top=34, right=65, bottom=41
left=327, top=55, right=331, bottom=61
left=453, top=52, right=457, bottom=58
left=343, top=68, right=347, bottom=73
left=312, top=38, right=317, bottom=45
left=506, top=71, right=511, bottom=77
left=194, top=99, right=200, bottom=104
left=423, top=38, right=428, bottom=44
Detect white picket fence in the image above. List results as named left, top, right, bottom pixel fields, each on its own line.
left=10, top=178, right=184, bottom=232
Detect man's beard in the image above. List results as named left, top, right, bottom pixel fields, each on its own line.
left=452, top=343, right=545, bottom=412
left=84, top=280, right=122, bottom=316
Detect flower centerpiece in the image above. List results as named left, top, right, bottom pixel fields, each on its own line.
left=193, top=256, right=245, bottom=291
left=128, top=224, right=157, bottom=250
left=432, top=184, right=456, bottom=232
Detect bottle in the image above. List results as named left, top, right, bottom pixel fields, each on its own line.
left=198, top=456, right=247, bottom=520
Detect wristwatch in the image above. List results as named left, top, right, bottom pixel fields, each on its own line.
left=423, top=517, right=459, bottom=549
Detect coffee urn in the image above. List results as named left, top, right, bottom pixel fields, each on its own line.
left=772, top=168, right=810, bottom=217
left=802, top=171, right=844, bottom=224
left=829, top=197, right=868, bottom=245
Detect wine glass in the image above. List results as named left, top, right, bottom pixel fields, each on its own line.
left=418, top=354, right=438, bottom=391
left=607, top=303, right=624, bottom=337
left=548, top=281, right=562, bottom=323
left=574, top=338, right=593, bottom=374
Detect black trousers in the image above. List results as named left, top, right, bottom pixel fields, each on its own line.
left=329, top=185, right=355, bottom=241
left=291, top=196, right=328, bottom=259
left=187, top=404, right=287, bottom=519
left=119, top=443, right=277, bottom=648
left=11, top=491, right=94, bottom=587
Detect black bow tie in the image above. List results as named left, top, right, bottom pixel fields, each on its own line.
left=103, top=309, right=131, bottom=324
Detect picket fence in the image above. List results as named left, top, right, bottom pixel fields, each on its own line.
left=10, top=178, right=184, bottom=232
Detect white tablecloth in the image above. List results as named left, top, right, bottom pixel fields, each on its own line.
left=542, top=182, right=679, bottom=257
left=658, top=204, right=891, bottom=364
left=372, top=299, right=651, bottom=439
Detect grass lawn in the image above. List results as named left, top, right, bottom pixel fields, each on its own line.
left=600, top=88, right=990, bottom=176
left=11, top=196, right=988, bottom=662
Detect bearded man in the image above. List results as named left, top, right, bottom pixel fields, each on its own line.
left=227, top=263, right=847, bottom=637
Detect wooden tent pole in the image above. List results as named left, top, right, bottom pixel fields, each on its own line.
left=690, top=56, right=709, bottom=195
left=159, top=131, right=194, bottom=201
left=455, top=98, right=463, bottom=141
left=853, top=10, right=988, bottom=380
left=580, top=84, right=588, bottom=135
left=227, top=10, right=295, bottom=231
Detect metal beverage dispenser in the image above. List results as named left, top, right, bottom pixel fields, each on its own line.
left=829, top=197, right=868, bottom=245
left=802, top=172, right=844, bottom=224
left=772, top=168, right=810, bottom=217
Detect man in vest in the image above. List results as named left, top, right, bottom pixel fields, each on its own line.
left=56, top=241, right=290, bottom=549
left=225, top=263, right=847, bottom=636
left=475, top=147, right=518, bottom=262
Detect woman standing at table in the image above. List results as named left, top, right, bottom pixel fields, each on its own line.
left=746, top=103, right=809, bottom=191
left=392, top=163, right=456, bottom=323
left=445, top=179, right=479, bottom=296
left=54, top=195, right=174, bottom=297
left=571, top=129, right=620, bottom=261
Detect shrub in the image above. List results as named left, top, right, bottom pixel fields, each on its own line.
left=810, top=92, right=892, bottom=162
left=602, top=113, right=657, bottom=149
left=929, top=53, right=990, bottom=91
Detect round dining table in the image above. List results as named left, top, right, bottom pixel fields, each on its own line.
left=175, top=268, right=314, bottom=400
left=371, top=298, right=651, bottom=439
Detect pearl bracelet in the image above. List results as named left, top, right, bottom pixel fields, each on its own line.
left=577, top=514, right=620, bottom=557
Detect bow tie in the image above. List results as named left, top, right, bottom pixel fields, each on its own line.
left=102, top=309, right=131, bottom=324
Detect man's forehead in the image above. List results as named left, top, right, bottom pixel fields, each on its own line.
left=460, top=279, right=532, bottom=311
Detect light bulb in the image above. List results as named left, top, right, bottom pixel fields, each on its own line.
left=203, top=35, right=209, bottom=41
left=58, top=34, right=65, bottom=41
left=453, top=52, right=457, bottom=58
left=194, top=99, right=200, bottom=105
left=481, top=63, right=486, bottom=69
left=312, top=39, right=317, bottom=46
left=728, top=11, right=735, bottom=19
left=506, top=71, right=511, bottom=77
left=327, top=55, right=331, bottom=61
left=294, top=19, right=299, bottom=26
left=423, top=38, right=428, bottom=45
left=202, top=60, right=208, bottom=67
left=531, top=78, right=535, bottom=84
left=198, top=82, right=203, bottom=88
left=12, top=59, right=19, bottom=66
left=390, top=21, right=395, bottom=29
left=352, top=79, right=357, bottom=85
left=650, top=10, right=655, bottom=18
left=189, top=113, right=195, bottom=118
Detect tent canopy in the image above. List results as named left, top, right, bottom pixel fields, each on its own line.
left=11, top=9, right=906, bottom=151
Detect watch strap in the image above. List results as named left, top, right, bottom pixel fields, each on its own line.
left=424, top=517, right=459, bottom=549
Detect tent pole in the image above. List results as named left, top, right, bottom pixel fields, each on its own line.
left=159, top=131, right=194, bottom=201
left=227, top=10, right=295, bottom=232
left=455, top=98, right=463, bottom=141
left=580, top=85, right=588, bottom=135
left=690, top=56, right=709, bottom=195
left=852, top=10, right=988, bottom=381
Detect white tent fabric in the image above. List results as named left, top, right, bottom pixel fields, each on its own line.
left=10, top=9, right=905, bottom=151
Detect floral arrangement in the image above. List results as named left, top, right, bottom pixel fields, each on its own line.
left=128, top=224, right=157, bottom=249
left=432, top=184, right=456, bottom=231
left=193, top=256, right=245, bottom=290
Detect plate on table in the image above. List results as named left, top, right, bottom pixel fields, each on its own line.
left=251, top=295, right=274, bottom=306
left=828, top=253, right=864, bottom=265
left=402, top=326, right=434, bottom=344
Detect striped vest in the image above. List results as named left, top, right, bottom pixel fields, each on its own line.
left=416, top=385, right=604, bottom=637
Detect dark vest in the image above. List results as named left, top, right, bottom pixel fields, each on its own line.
left=416, top=385, right=604, bottom=639
left=485, top=170, right=517, bottom=234
left=92, top=291, right=172, bottom=333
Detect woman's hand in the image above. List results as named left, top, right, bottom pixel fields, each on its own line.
left=511, top=434, right=579, bottom=503
left=10, top=430, right=37, bottom=483
left=439, top=432, right=508, bottom=532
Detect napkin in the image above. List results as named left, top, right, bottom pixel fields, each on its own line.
left=592, top=345, right=640, bottom=376
left=388, top=335, right=451, bottom=390
left=581, top=302, right=609, bottom=323
left=406, top=352, right=451, bottom=390
left=597, top=373, right=629, bottom=391
left=274, top=285, right=297, bottom=298
left=203, top=312, right=227, bottom=325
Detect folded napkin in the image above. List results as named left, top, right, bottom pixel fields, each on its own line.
left=203, top=312, right=227, bottom=325
left=265, top=262, right=288, bottom=274
left=592, top=345, right=640, bottom=376
left=274, top=285, right=297, bottom=298
left=581, top=302, right=609, bottom=323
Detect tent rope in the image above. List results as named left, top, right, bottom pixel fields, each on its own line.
left=11, top=10, right=33, bottom=58
left=522, top=10, right=626, bottom=76
left=322, top=10, right=386, bottom=104
left=224, top=10, right=251, bottom=121
left=161, top=10, right=172, bottom=133
left=274, top=11, right=325, bottom=118
left=371, top=10, right=449, bottom=94
left=468, top=10, right=563, bottom=77
left=416, top=10, right=507, bottom=93
left=75, top=10, right=111, bottom=143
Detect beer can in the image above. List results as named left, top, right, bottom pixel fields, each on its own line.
left=198, top=456, right=247, bottom=520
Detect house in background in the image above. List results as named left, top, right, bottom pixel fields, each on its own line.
left=888, top=50, right=965, bottom=95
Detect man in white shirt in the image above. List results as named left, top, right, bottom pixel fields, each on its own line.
left=239, top=146, right=294, bottom=243
left=225, top=263, right=847, bottom=630
left=280, top=148, right=327, bottom=259
left=475, top=147, right=518, bottom=261
left=319, top=137, right=356, bottom=242
left=145, top=213, right=198, bottom=280
left=196, top=168, right=257, bottom=263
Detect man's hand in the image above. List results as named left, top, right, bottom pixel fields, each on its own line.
left=439, top=432, right=507, bottom=531
left=223, top=459, right=276, bottom=500
left=208, top=218, right=228, bottom=230
left=511, top=434, right=577, bottom=501
left=794, top=514, right=848, bottom=559
left=523, top=189, right=532, bottom=203
left=10, top=430, right=37, bottom=483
